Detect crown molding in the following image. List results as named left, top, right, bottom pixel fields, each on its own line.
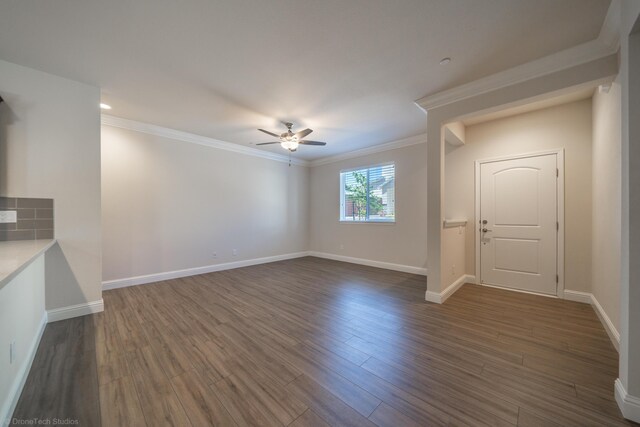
left=309, top=133, right=427, bottom=167
left=102, top=115, right=426, bottom=168
left=416, top=14, right=620, bottom=112
left=101, top=115, right=310, bottom=167
left=598, top=0, right=621, bottom=53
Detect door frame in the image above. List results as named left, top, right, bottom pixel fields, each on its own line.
left=474, top=148, right=565, bottom=298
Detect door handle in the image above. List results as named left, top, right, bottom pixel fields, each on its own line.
left=482, top=228, right=492, bottom=233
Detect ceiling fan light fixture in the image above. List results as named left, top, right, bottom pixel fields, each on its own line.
left=280, top=137, right=299, bottom=150
left=256, top=122, right=325, bottom=151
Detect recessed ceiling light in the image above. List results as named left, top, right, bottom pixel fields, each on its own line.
left=439, top=57, right=451, bottom=65
left=99, top=103, right=112, bottom=110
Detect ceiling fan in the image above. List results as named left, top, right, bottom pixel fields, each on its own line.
left=255, top=122, right=326, bottom=152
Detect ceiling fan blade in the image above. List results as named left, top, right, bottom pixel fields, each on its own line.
left=295, top=128, right=313, bottom=139
left=258, top=128, right=280, bottom=138
left=299, top=140, right=326, bottom=146
left=255, top=141, right=280, bottom=145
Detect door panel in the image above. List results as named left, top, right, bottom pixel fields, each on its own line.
left=494, top=168, right=540, bottom=226
left=494, top=238, right=540, bottom=274
left=480, top=154, right=557, bottom=295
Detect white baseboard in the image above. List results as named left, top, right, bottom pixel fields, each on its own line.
left=563, top=290, right=593, bottom=304
left=46, top=299, right=104, bottom=322
left=615, top=379, right=640, bottom=422
left=425, top=274, right=474, bottom=304
left=2, top=313, right=47, bottom=427
left=563, top=290, right=620, bottom=351
left=590, top=294, right=620, bottom=352
left=102, top=251, right=311, bottom=290
left=308, top=251, right=427, bottom=276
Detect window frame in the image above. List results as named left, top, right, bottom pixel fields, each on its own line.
left=339, top=162, right=396, bottom=224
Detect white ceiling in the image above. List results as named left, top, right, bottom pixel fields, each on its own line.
left=0, top=0, right=610, bottom=160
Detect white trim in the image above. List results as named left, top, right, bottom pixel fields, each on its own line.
left=562, top=290, right=592, bottom=304
left=308, top=251, right=427, bottom=276
left=615, top=379, right=640, bottom=423
left=415, top=36, right=617, bottom=111
left=474, top=156, right=481, bottom=286
left=425, top=274, right=475, bottom=304
left=444, top=126, right=465, bottom=146
left=598, top=0, right=621, bottom=53
left=338, top=220, right=395, bottom=224
left=339, top=160, right=395, bottom=174
left=103, top=252, right=311, bottom=290
left=557, top=149, right=566, bottom=298
left=339, top=162, right=396, bottom=223
left=424, top=291, right=441, bottom=303
left=309, top=134, right=427, bottom=167
left=443, top=220, right=467, bottom=228
left=474, top=148, right=566, bottom=165
left=101, top=115, right=310, bottom=167
left=474, top=149, right=565, bottom=298
left=2, top=313, right=46, bottom=427
left=46, top=299, right=104, bottom=322
left=102, top=115, right=427, bottom=168
left=590, top=293, right=620, bottom=351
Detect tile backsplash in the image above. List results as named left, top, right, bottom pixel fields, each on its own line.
left=0, top=197, right=54, bottom=241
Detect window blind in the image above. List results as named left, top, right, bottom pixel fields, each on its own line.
left=340, top=163, right=395, bottom=222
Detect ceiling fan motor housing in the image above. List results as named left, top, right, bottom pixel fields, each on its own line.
left=256, top=122, right=326, bottom=150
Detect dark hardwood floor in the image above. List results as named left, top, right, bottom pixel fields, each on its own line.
left=12, top=256, right=635, bottom=426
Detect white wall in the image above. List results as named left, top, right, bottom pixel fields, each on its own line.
left=445, top=99, right=593, bottom=293
left=0, top=59, right=102, bottom=310
left=101, top=125, right=309, bottom=283
left=442, top=225, right=466, bottom=288
left=0, top=256, right=45, bottom=426
left=592, top=82, right=622, bottom=334
left=309, top=143, right=427, bottom=271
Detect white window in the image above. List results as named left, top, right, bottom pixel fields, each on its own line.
left=340, top=163, right=395, bottom=222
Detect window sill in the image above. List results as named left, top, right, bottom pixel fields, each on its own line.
left=339, top=220, right=396, bottom=224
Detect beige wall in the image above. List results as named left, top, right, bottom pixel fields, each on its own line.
left=309, top=143, right=427, bottom=270
left=0, top=59, right=102, bottom=309
left=592, top=81, right=622, bottom=334
left=442, top=225, right=466, bottom=288
left=101, top=125, right=309, bottom=282
left=445, top=99, right=593, bottom=293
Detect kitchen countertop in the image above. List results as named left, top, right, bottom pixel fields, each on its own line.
left=0, top=239, right=56, bottom=290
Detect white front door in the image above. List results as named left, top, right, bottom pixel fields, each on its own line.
left=480, top=154, right=558, bottom=295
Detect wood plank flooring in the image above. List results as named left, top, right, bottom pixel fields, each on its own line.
left=12, top=256, right=636, bottom=426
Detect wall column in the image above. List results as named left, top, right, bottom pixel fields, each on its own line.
left=617, top=3, right=640, bottom=421
left=425, top=112, right=445, bottom=300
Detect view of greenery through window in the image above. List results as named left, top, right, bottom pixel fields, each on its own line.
left=340, top=164, right=395, bottom=222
